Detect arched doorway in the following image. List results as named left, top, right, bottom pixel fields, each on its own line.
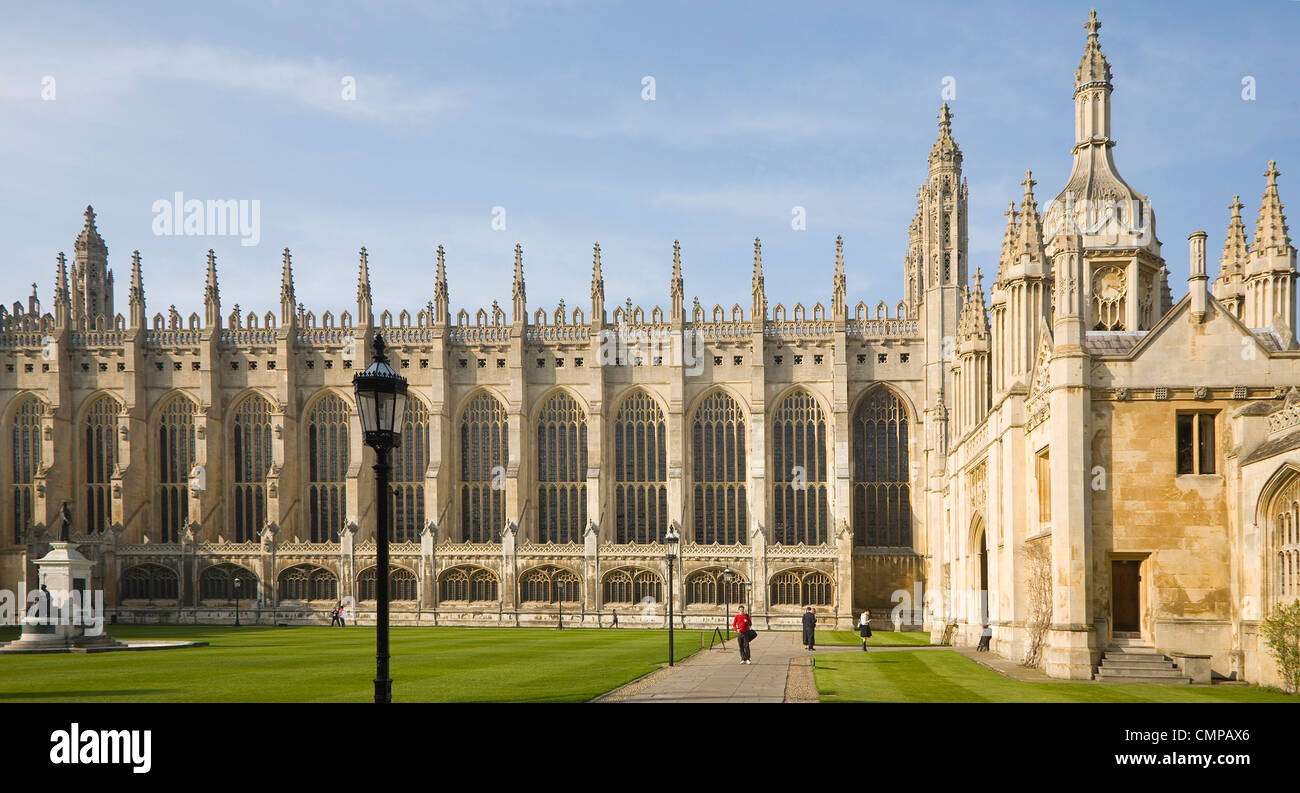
left=978, top=529, right=989, bottom=625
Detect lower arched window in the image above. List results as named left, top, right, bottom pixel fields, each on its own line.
left=10, top=397, right=43, bottom=544
left=685, top=568, right=748, bottom=606
left=1269, top=474, right=1300, bottom=607
left=278, top=564, right=338, bottom=601
left=769, top=568, right=832, bottom=606
left=602, top=567, right=662, bottom=604
left=121, top=563, right=179, bottom=600
left=198, top=563, right=258, bottom=600
left=358, top=566, right=418, bottom=602
left=438, top=566, right=498, bottom=602
left=520, top=566, right=581, bottom=603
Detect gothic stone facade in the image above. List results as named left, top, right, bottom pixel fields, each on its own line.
left=1, top=13, right=1298, bottom=684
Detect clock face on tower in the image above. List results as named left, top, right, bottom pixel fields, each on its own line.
left=1094, top=266, right=1126, bottom=301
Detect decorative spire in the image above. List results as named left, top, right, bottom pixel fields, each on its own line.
left=928, top=103, right=961, bottom=168
left=997, top=202, right=1019, bottom=278
left=434, top=244, right=449, bottom=326
left=280, top=248, right=296, bottom=325
left=752, top=237, right=766, bottom=322
left=1014, top=170, right=1046, bottom=260
left=75, top=204, right=106, bottom=254
left=357, top=246, right=373, bottom=324
left=1253, top=161, right=1293, bottom=256
left=53, top=252, right=71, bottom=329
left=591, top=242, right=605, bottom=325
left=1075, top=9, right=1112, bottom=90
left=1220, top=196, right=1250, bottom=280
left=670, top=240, right=684, bottom=323
left=832, top=235, right=846, bottom=319
left=203, top=249, right=220, bottom=328
left=512, top=243, right=526, bottom=323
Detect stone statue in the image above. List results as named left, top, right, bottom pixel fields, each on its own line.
left=58, top=501, right=73, bottom=542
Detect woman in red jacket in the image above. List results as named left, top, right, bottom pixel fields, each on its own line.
left=733, top=605, right=753, bottom=664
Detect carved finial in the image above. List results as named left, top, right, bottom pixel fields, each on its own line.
left=1086, top=8, right=1101, bottom=42
left=1254, top=160, right=1292, bottom=254
left=938, top=103, right=952, bottom=134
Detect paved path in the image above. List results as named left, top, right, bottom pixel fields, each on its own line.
left=597, top=632, right=945, bottom=703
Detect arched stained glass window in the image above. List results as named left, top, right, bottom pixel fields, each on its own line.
left=536, top=392, right=587, bottom=544
left=852, top=388, right=912, bottom=547
left=602, top=567, right=662, bottom=604
left=198, top=563, right=257, bottom=600
left=613, top=391, right=667, bottom=544
left=520, top=565, right=581, bottom=603
left=691, top=391, right=746, bottom=545
left=307, top=395, right=349, bottom=543
left=231, top=395, right=272, bottom=543
left=771, top=390, right=829, bottom=545
left=392, top=398, right=429, bottom=542
left=121, top=563, right=179, bottom=600
left=358, top=566, right=418, bottom=602
left=460, top=393, right=508, bottom=543
left=10, top=397, right=43, bottom=544
left=769, top=568, right=832, bottom=606
left=684, top=567, right=747, bottom=606
left=157, top=395, right=196, bottom=543
left=83, top=395, right=120, bottom=534
left=438, top=566, right=498, bottom=602
left=279, top=564, right=337, bottom=601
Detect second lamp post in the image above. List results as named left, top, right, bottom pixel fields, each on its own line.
left=664, top=524, right=680, bottom=666
left=353, top=334, right=408, bottom=704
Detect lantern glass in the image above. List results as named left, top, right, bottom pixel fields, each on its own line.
left=357, top=389, right=378, bottom=435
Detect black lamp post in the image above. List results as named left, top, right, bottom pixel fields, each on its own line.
left=722, top=567, right=733, bottom=640
left=233, top=577, right=241, bottom=627
left=353, top=333, right=408, bottom=704
left=664, top=523, right=679, bottom=667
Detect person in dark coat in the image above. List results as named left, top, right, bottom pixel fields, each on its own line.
left=801, top=606, right=817, bottom=651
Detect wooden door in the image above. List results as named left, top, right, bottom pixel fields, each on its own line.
left=1112, top=560, right=1141, bottom=633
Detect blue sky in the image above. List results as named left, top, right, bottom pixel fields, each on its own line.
left=0, top=0, right=1296, bottom=321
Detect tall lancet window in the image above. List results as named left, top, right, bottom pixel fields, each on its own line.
left=613, top=390, right=667, bottom=544
left=691, top=390, right=747, bottom=545
left=392, top=397, right=429, bottom=542
left=10, top=397, right=44, bottom=544
left=307, top=394, right=350, bottom=543
left=83, top=395, right=119, bottom=534
left=771, top=389, right=829, bottom=545
left=156, top=395, right=196, bottom=543
left=536, top=392, right=587, bottom=544
left=1269, top=474, right=1300, bottom=607
left=460, top=392, right=508, bottom=543
left=231, top=394, right=273, bottom=543
left=852, top=388, right=912, bottom=547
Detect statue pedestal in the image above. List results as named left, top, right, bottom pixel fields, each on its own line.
left=0, top=541, right=125, bottom=654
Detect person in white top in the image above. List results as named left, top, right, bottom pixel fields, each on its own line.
left=857, top=609, right=872, bottom=651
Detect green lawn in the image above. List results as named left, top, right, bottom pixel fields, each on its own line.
left=0, top=625, right=701, bottom=703
left=814, top=649, right=1298, bottom=703
left=815, top=629, right=932, bottom=647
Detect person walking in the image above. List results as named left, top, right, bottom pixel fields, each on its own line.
left=610, top=609, right=619, bottom=629
left=857, top=608, right=872, bottom=651
left=331, top=601, right=344, bottom=627
left=733, top=605, right=753, bottom=664
left=801, top=606, right=817, bottom=651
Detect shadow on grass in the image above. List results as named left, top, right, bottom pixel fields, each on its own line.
left=0, top=689, right=178, bottom=699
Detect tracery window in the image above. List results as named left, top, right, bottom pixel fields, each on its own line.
left=1270, top=475, right=1300, bottom=607
left=83, top=395, right=120, bottom=534
left=438, top=566, right=498, bottom=602
left=684, top=567, right=747, bottom=606
left=10, top=397, right=43, bottom=544
left=157, top=395, right=196, bottom=543
left=691, top=391, right=746, bottom=545
left=613, top=391, right=667, bottom=544
left=121, top=563, right=179, bottom=600
left=771, top=389, right=829, bottom=545
left=278, top=564, right=337, bottom=601
left=852, top=388, right=912, bottom=547
left=769, top=568, right=832, bottom=607
left=198, top=563, right=257, bottom=600
left=307, top=394, right=350, bottom=543
left=392, top=398, right=429, bottom=542
left=358, top=566, right=418, bottom=602
left=460, top=393, right=508, bottom=543
left=231, top=395, right=273, bottom=543
left=1092, top=264, right=1127, bottom=331
left=520, top=565, right=581, bottom=603
left=536, top=392, right=587, bottom=543
left=602, top=567, right=662, bottom=604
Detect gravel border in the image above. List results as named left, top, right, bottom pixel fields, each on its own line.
left=784, top=656, right=818, bottom=703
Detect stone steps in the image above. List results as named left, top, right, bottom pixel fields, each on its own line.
left=1094, top=643, right=1192, bottom=685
